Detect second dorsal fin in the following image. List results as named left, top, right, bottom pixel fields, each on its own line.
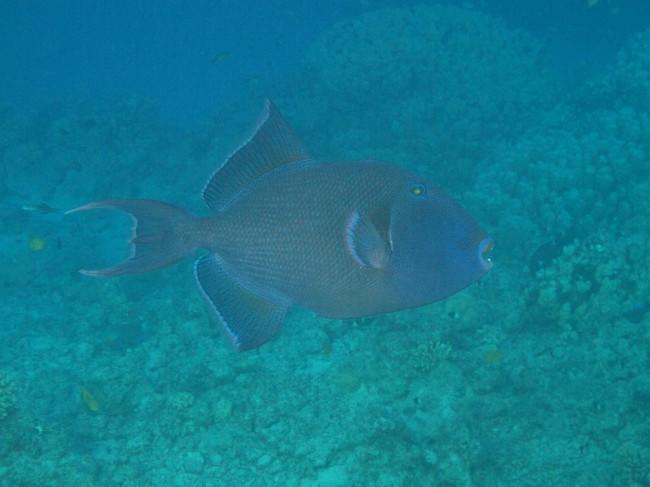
left=202, top=99, right=310, bottom=211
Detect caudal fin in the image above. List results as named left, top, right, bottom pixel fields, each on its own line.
left=66, top=199, right=199, bottom=276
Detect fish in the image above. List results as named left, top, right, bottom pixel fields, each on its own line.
left=28, top=237, right=46, bottom=252
left=80, top=386, right=100, bottom=413
left=209, top=51, right=230, bottom=65
left=68, top=100, right=493, bottom=351
left=622, top=300, right=650, bottom=324
left=22, top=202, right=60, bottom=214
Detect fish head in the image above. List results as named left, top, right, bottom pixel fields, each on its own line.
left=387, top=178, right=493, bottom=304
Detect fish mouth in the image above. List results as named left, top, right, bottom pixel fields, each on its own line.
left=478, top=237, right=494, bottom=271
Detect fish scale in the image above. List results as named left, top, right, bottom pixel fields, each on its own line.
left=69, top=99, right=492, bottom=351
left=209, top=161, right=405, bottom=314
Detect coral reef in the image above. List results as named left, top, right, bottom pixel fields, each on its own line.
left=2, top=8, right=650, bottom=487
left=409, top=338, right=452, bottom=374
left=0, top=370, right=16, bottom=420
left=294, top=4, right=558, bottom=187
left=582, top=27, right=650, bottom=110
left=472, top=23, right=650, bottom=252
left=614, top=442, right=650, bottom=486
left=526, top=234, right=616, bottom=330
left=0, top=97, right=191, bottom=211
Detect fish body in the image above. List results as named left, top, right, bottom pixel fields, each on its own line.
left=22, top=202, right=59, bottom=214
left=69, top=100, right=493, bottom=351
left=205, top=160, right=488, bottom=318
left=622, top=300, right=650, bottom=323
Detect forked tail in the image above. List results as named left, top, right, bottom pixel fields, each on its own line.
left=66, top=199, right=201, bottom=276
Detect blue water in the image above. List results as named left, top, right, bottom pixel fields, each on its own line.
left=2, top=1, right=650, bottom=485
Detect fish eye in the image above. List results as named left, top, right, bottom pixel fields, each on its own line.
left=410, top=184, right=426, bottom=196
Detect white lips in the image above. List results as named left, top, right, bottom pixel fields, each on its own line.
left=478, top=238, right=494, bottom=271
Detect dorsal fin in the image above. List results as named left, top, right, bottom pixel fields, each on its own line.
left=202, top=99, right=310, bottom=211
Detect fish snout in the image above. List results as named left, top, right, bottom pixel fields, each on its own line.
left=478, top=237, right=494, bottom=271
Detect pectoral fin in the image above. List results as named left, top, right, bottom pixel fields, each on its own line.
left=345, top=210, right=391, bottom=269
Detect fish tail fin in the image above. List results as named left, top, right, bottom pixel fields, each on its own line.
left=66, top=199, right=201, bottom=276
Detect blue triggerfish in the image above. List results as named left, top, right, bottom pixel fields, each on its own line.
left=68, top=100, right=493, bottom=351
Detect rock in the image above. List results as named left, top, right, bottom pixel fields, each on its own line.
left=182, top=451, right=205, bottom=474
left=317, top=464, right=348, bottom=487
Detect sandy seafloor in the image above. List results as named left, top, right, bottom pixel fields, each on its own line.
left=1, top=4, right=650, bottom=486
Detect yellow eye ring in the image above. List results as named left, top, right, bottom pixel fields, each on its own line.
left=410, top=184, right=425, bottom=196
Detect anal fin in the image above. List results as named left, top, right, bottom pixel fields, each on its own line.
left=194, top=255, right=290, bottom=351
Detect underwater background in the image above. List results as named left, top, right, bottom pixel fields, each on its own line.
left=1, top=0, right=650, bottom=485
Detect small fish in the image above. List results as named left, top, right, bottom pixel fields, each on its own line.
left=22, top=202, right=60, bottom=214
left=80, top=386, right=100, bottom=413
left=622, top=301, right=650, bottom=324
left=68, top=100, right=493, bottom=351
left=209, top=51, right=230, bottom=64
left=484, top=349, right=504, bottom=365
left=247, top=75, right=263, bottom=87
left=28, top=237, right=46, bottom=252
